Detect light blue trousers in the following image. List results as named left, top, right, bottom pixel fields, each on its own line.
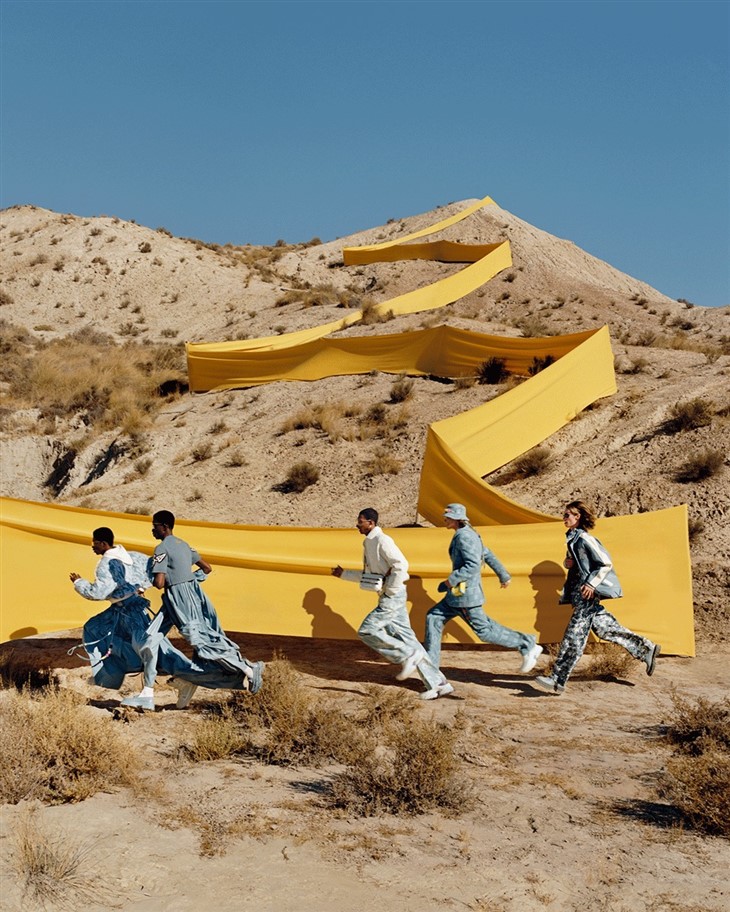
left=358, top=590, right=443, bottom=690
left=425, top=598, right=535, bottom=668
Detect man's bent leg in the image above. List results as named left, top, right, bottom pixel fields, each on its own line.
left=424, top=599, right=459, bottom=668
left=463, top=605, right=535, bottom=654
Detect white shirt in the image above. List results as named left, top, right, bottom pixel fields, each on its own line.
left=341, top=526, right=409, bottom=596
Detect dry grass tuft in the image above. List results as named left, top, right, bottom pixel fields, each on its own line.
left=330, top=716, right=474, bottom=817
left=185, top=707, right=246, bottom=761
left=0, top=687, right=138, bottom=804
left=0, top=649, right=59, bottom=691
left=364, top=448, right=402, bottom=477
left=660, top=398, right=714, bottom=435
left=661, top=693, right=730, bottom=836
left=673, top=449, right=725, bottom=483
left=10, top=807, right=96, bottom=908
left=228, top=656, right=360, bottom=765
left=276, top=460, right=320, bottom=493
left=389, top=376, right=414, bottom=403
left=478, top=356, right=510, bottom=384
left=584, top=642, right=634, bottom=679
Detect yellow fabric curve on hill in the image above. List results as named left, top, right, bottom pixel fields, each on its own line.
left=0, top=498, right=693, bottom=655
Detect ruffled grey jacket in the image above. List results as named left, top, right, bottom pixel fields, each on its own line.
left=560, top=527, right=623, bottom=603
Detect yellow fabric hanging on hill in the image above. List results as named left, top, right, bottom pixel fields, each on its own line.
left=0, top=498, right=693, bottom=654
left=186, top=196, right=510, bottom=388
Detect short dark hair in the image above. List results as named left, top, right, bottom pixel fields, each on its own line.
left=564, top=500, right=596, bottom=530
left=92, top=526, right=114, bottom=546
left=152, top=510, right=175, bottom=530
left=358, top=507, right=379, bottom=524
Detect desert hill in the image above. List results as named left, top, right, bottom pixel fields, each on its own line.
left=0, top=199, right=728, bottom=638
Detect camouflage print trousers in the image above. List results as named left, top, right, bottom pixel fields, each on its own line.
left=553, top=588, right=650, bottom=687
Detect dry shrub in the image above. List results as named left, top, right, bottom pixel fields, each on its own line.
left=527, top=354, right=555, bottom=375
left=331, top=716, right=473, bottom=817
left=276, top=460, right=320, bottom=493
left=389, top=376, right=414, bottom=403
left=365, top=448, right=402, bottom=477
left=224, top=447, right=247, bottom=467
left=360, top=298, right=394, bottom=324
left=279, top=402, right=346, bottom=441
left=10, top=807, right=95, bottom=908
left=453, top=375, right=476, bottom=390
left=0, top=649, right=59, bottom=691
left=0, top=325, right=186, bottom=436
left=478, top=356, right=510, bottom=384
left=229, top=656, right=359, bottom=765
left=510, top=446, right=553, bottom=479
left=661, top=398, right=714, bottom=434
left=186, top=707, right=246, bottom=761
left=584, top=642, right=634, bottom=679
left=191, top=441, right=213, bottom=462
left=673, top=449, right=725, bottom=483
left=357, top=683, right=412, bottom=728
left=662, top=693, right=730, bottom=836
left=0, top=687, right=138, bottom=803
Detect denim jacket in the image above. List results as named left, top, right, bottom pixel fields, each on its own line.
left=441, top=525, right=511, bottom=608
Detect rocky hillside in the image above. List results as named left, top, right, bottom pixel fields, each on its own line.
left=0, top=200, right=728, bottom=639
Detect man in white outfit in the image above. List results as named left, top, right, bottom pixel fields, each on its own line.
left=332, top=507, right=453, bottom=700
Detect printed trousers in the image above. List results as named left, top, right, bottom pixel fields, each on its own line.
left=553, top=590, right=650, bottom=686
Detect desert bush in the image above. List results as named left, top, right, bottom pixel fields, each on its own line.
left=224, top=447, right=247, bottom=467
left=687, top=517, right=705, bottom=542
left=360, top=298, right=394, bottom=325
left=660, top=398, right=714, bottom=434
left=133, top=456, right=152, bottom=477
left=138, top=241, right=152, bottom=253
left=10, top=808, right=95, bottom=908
left=661, top=693, right=730, bottom=836
left=478, top=356, right=510, bottom=385
left=527, top=355, right=555, bottom=375
left=0, top=288, right=15, bottom=306
left=510, top=446, right=553, bottom=478
left=673, top=449, right=725, bottom=483
left=186, top=707, right=246, bottom=761
left=365, top=449, right=402, bottom=477
left=0, top=649, right=58, bottom=691
left=228, top=656, right=359, bottom=765
left=517, top=316, right=549, bottom=337
left=0, top=687, right=138, bottom=804
left=330, top=716, right=473, bottom=817
left=357, top=684, right=412, bottom=729
left=277, top=461, right=319, bottom=493
left=585, top=642, right=634, bottom=679
left=209, top=419, right=227, bottom=435
left=389, top=376, right=414, bottom=403
left=188, top=442, right=212, bottom=463
left=453, top=375, right=476, bottom=390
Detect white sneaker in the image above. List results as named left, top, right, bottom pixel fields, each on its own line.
left=120, top=693, right=155, bottom=710
left=530, top=675, right=564, bottom=695
left=396, top=650, right=422, bottom=681
left=169, top=677, right=198, bottom=709
left=519, top=643, right=543, bottom=674
left=420, top=681, right=455, bottom=701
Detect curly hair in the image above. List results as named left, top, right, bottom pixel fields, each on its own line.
left=564, top=500, right=596, bottom=530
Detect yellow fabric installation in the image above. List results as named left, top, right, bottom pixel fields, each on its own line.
left=0, top=498, right=694, bottom=655
left=417, top=326, right=618, bottom=526
left=186, top=324, right=598, bottom=392
left=341, top=195, right=498, bottom=262
left=187, top=195, right=511, bottom=390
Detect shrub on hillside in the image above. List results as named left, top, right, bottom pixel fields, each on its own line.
left=660, top=398, right=714, bottom=435
left=673, top=449, right=725, bottom=483
left=276, top=461, right=320, bottom=493
left=478, top=357, right=510, bottom=384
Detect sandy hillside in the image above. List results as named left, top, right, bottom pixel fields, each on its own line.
left=0, top=199, right=729, bottom=911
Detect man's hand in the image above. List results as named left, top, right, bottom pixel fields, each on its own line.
left=580, top=583, right=595, bottom=599
left=69, top=572, right=80, bottom=583
left=331, top=566, right=343, bottom=578
left=500, top=580, right=510, bottom=589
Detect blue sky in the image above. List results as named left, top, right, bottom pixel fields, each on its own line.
left=2, top=0, right=728, bottom=306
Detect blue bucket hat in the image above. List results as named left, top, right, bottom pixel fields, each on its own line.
left=443, top=503, right=469, bottom=521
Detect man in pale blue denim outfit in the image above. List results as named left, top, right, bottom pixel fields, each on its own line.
left=332, top=507, right=453, bottom=700
left=424, top=503, right=542, bottom=674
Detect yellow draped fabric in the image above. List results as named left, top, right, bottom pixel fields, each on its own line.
left=0, top=498, right=693, bottom=654
left=0, top=195, right=695, bottom=657
left=187, top=195, right=511, bottom=389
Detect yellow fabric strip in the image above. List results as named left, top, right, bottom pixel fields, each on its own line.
left=0, top=498, right=694, bottom=655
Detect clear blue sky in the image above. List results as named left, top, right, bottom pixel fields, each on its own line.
left=2, top=0, right=728, bottom=306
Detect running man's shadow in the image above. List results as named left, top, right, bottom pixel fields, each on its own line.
left=530, top=560, right=571, bottom=643
left=406, top=575, right=473, bottom=645
left=301, top=588, right=357, bottom=640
